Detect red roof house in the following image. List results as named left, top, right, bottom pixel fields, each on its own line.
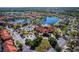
left=35, top=26, right=55, bottom=33
left=0, top=29, right=17, bottom=52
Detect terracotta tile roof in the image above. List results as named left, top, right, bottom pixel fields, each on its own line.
left=0, top=29, right=11, bottom=40
left=0, top=29, right=17, bottom=52
left=4, top=44, right=17, bottom=52
left=35, top=26, right=55, bottom=33
left=4, top=39, right=14, bottom=45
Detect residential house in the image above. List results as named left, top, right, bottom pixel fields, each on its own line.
left=0, top=29, right=17, bottom=52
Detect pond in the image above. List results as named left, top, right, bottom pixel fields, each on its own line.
left=9, top=19, right=30, bottom=24
left=8, top=17, right=59, bottom=25
left=43, top=17, right=59, bottom=25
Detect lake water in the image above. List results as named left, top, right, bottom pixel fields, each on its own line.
left=9, top=17, right=59, bottom=25
left=43, top=17, right=59, bottom=25
left=9, top=19, right=30, bottom=24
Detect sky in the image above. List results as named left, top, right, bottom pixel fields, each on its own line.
left=0, top=0, right=78, bottom=7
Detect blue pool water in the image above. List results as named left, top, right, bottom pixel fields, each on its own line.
left=43, top=17, right=59, bottom=25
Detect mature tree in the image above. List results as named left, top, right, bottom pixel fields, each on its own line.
left=48, top=37, right=62, bottom=52
left=25, top=36, right=43, bottom=50
left=0, top=26, right=4, bottom=30
left=69, top=30, right=78, bottom=38
left=48, top=37, right=57, bottom=48
left=15, top=40, right=23, bottom=51
left=67, top=39, right=77, bottom=52
left=54, top=45, right=62, bottom=52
